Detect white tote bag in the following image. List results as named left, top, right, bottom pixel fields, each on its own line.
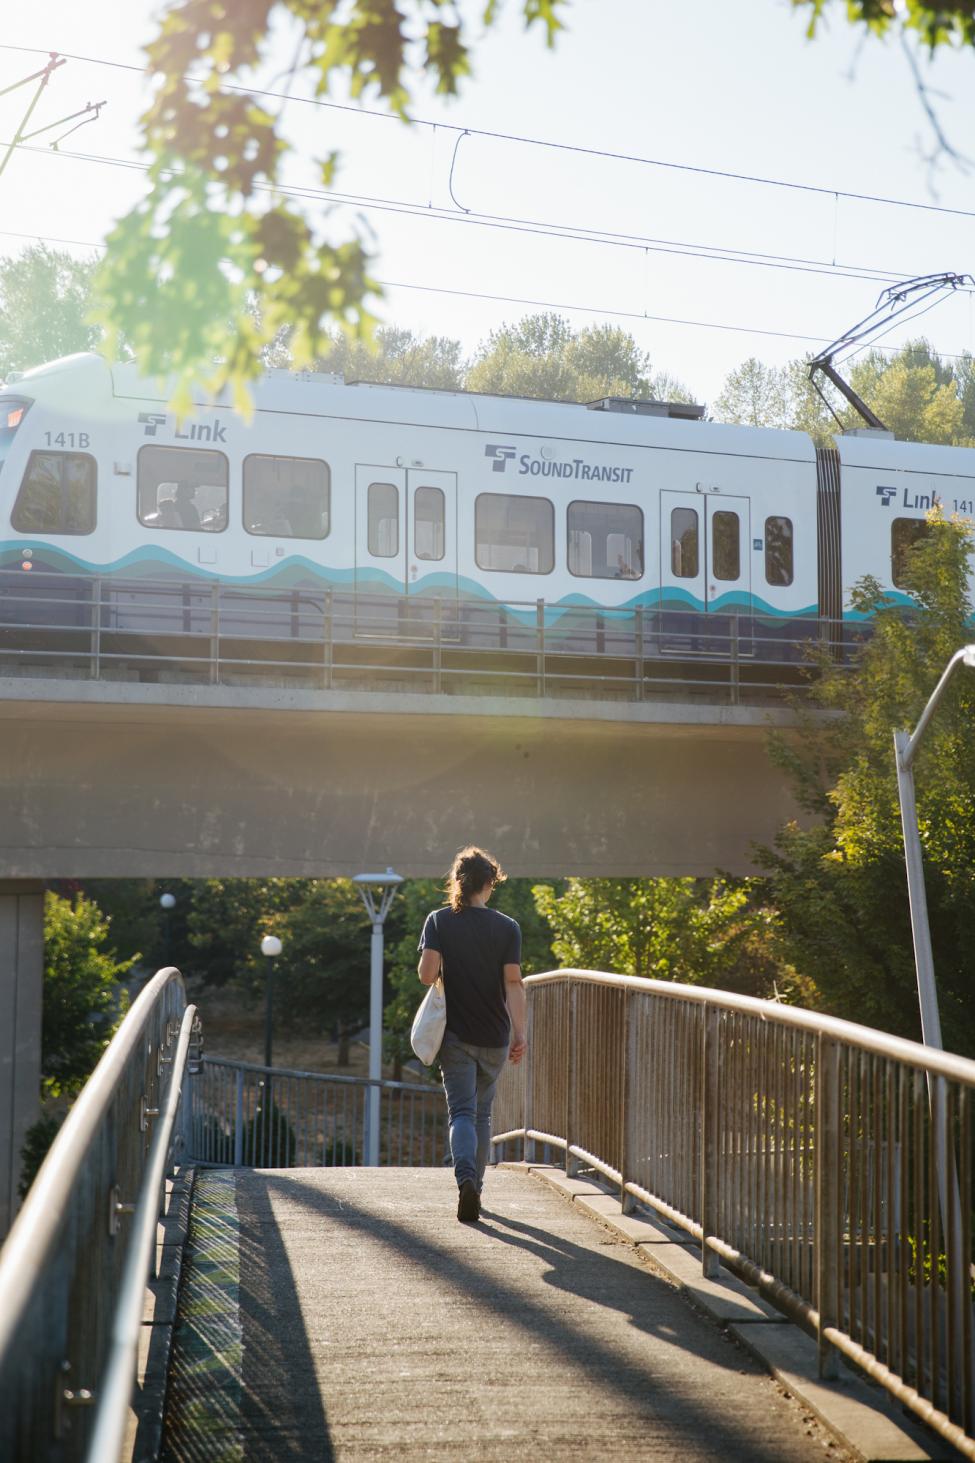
left=411, top=977, right=446, bottom=1065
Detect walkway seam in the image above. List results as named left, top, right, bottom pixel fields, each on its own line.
left=504, top=1163, right=957, bottom=1463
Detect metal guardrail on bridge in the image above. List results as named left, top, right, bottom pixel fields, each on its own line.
left=0, top=968, right=199, bottom=1463
left=0, top=566, right=857, bottom=705
left=491, top=970, right=975, bottom=1459
left=187, top=1055, right=448, bottom=1169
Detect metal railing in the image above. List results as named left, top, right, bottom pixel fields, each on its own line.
left=492, top=970, right=975, bottom=1459
left=0, top=968, right=200, bottom=1463
left=0, top=566, right=859, bottom=705
left=187, top=1056, right=448, bottom=1169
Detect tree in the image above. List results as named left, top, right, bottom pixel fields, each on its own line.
left=712, top=358, right=791, bottom=430
left=849, top=346, right=971, bottom=445
left=292, top=325, right=465, bottom=390
left=97, top=0, right=570, bottom=408
left=757, top=509, right=975, bottom=1053
left=41, top=892, right=132, bottom=1097
left=532, top=877, right=796, bottom=999
left=466, top=312, right=695, bottom=403
left=0, top=245, right=101, bottom=379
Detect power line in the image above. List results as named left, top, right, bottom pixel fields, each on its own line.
left=6, top=223, right=975, bottom=364
left=3, top=39, right=975, bottom=223
left=0, top=136, right=929, bottom=289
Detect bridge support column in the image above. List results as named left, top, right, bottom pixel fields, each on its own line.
left=0, top=881, right=44, bottom=1238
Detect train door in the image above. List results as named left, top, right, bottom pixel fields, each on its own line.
left=659, top=491, right=753, bottom=655
left=354, top=466, right=458, bottom=636
left=406, top=469, right=459, bottom=639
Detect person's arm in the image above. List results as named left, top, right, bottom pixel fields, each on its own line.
left=504, top=964, right=527, bottom=1063
left=418, top=948, right=441, bottom=986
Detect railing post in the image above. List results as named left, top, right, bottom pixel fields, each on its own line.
left=565, top=979, right=579, bottom=1176
left=536, top=598, right=545, bottom=697
left=730, top=610, right=740, bottom=706
left=433, top=595, right=443, bottom=694
left=523, top=991, right=535, bottom=1165
left=209, top=581, right=220, bottom=685
left=234, top=1067, right=244, bottom=1167
left=90, top=576, right=102, bottom=680
left=816, top=1034, right=841, bottom=1379
left=323, top=588, right=333, bottom=690
left=634, top=604, right=644, bottom=702
left=701, top=1003, right=721, bottom=1277
left=620, top=990, right=638, bottom=1213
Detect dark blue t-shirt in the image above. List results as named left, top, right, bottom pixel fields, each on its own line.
left=418, top=905, right=522, bottom=1048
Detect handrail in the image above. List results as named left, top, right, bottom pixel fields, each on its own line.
left=85, top=1003, right=196, bottom=1463
left=0, top=967, right=197, bottom=1463
left=493, top=970, right=975, bottom=1459
left=523, top=969, right=975, bottom=1085
left=202, top=1052, right=440, bottom=1093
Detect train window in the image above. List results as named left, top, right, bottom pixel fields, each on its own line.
left=368, top=481, right=399, bottom=556
left=413, top=486, right=445, bottom=561
left=712, top=511, right=740, bottom=581
left=243, top=454, right=330, bottom=539
left=765, top=516, right=794, bottom=586
left=670, top=508, right=699, bottom=578
left=12, top=450, right=96, bottom=535
left=568, top=500, right=643, bottom=579
left=475, top=493, right=554, bottom=574
left=138, top=446, right=228, bottom=532
left=891, top=517, right=931, bottom=588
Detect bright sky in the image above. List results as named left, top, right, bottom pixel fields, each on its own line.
left=2, top=0, right=975, bottom=406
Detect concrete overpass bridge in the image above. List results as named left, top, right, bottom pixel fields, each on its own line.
left=0, top=968, right=971, bottom=1462
left=0, top=600, right=815, bottom=1233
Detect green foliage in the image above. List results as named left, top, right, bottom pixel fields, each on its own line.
left=244, top=1095, right=296, bottom=1167
left=757, top=510, right=975, bottom=1051
left=41, top=893, right=132, bottom=1098
left=466, top=313, right=695, bottom=403
left=18, top=1112, right=64, bottom=1198
left=0, top=245, right=102, bottom=379
left=714, top=340, right=975, bottom=447
left=313, top=325, right=465, bottom=391
left=532, top=876, right=793, bottom=998
left=794, top=1, right=975, bottom=51
left=98, top=0, right=570, bottom=404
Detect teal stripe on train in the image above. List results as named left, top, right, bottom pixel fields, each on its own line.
left=0, top=541, right=822, bottom=621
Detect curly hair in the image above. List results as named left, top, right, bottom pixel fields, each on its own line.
left=445, top=845, right=507, bottom=912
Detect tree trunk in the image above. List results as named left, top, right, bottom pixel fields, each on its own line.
left=336, top=1026, right=350, bottom=1065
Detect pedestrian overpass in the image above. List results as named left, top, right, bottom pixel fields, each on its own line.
left=1, top=968, right=971, bottom=1461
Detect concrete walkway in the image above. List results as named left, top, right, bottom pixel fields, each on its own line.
left=159, top=1166, right=856, bottom=1462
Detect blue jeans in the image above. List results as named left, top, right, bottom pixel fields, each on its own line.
left=439, top=1031, right=509, bottom=1190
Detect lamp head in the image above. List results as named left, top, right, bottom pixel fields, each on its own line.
left=352, top=868, right=403, bottom=888
left=261, top=935, right=282, bottom=958
left=963, top=645, right=975, bottom=668
left=159, top=892, right=176, bottom=911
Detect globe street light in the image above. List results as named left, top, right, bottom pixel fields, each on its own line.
left=352, top=870, right=403, bottom=1166
left=159, top=892, right=176, bottom=968
left=260, top=934, right=282, bottom=1072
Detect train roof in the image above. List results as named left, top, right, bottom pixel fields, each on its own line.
left=6, top=352, right=822, bottom=461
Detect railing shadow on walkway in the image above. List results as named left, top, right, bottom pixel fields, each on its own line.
left=162, top=1173, right=333, bottom=1463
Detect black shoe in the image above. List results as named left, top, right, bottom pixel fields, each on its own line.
left=457, top=1180, right=480, bottom=1223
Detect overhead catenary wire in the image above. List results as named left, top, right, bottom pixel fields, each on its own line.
left=6, top=222, right=975, bottom=365
left=0, top=135, right=944, bottom=291
left=3, top=38, right=975, bottom=224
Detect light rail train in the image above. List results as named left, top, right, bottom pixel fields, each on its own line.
left=0, top=351, right=971, bottom=689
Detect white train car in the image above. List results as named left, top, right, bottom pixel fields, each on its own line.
left=0, top=352, right=972, bottom=684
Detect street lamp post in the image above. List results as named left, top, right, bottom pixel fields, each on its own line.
left=893, top=644, right=975, bottom=1051
left=260, top=935, right=282, bottom=1071
left=352, top=870, right=403, bottom=1166
left=893, top=645, right=975, bottom=1398
left=159, top=892, right=176, bottom=969
left=259, top=935, right=282, bottom=1166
